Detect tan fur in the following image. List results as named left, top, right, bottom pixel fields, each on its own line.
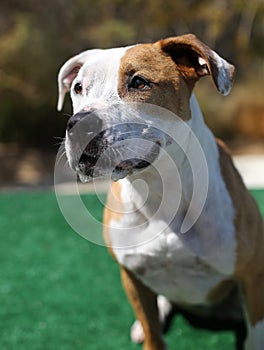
left=121, top=267, right=166, bottom=350
left=217, top=139, right=264, bottom=325
left=103, top=182, right=166, bottom=348
left=104, top=37, right=263, bottom=347
left=100, top=36, right=262, bottom=347
left=118, top=43, right=193, bottom=120
left=58, top=32, right=263, bottom=349
left=207, top=279, right=237, bottom=304
left=103, top=181, right=123, bottom=259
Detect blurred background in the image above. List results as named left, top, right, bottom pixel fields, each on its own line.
left=0, top=0, right=263, bottom=189
left=1, top=2, right=264, bottom=350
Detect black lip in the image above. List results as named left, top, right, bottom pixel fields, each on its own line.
left=111, top=159, right=151, bottom=181
left=78, top=155, right=151, bottom=179
left=75, top=123, right=161, bottom=179
left=76, top=124, right=150, bottom=175
left=114, top=158, right=150, bottom=172
left=78, top=153, right=97, bottom=177
left=131, top=159, right=150, bottom=169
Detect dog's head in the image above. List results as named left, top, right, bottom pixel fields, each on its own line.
left=57, top=34, right=235, bottom=182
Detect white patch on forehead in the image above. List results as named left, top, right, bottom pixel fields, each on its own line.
left=212, top=51, right=233, bottom=96
left=72, top=46, right=132, bottom=112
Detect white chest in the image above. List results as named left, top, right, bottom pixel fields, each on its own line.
left=111, top=217, right=235, bottom=304
left=109, top=98, right=237, bottom=305
left=109, top=154, right=237, bottom=305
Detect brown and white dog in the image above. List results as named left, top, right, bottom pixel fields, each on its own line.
left=57, top=34, right=264, bottom=350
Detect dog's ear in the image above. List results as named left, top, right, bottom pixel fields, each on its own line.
left=159, top=34, right=235, bottom=95
left=57, top=49, right=102, bottom=111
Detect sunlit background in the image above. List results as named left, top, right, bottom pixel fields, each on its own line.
left=0, top=1, right=263, bottom=350
left=0, top=0, right=263, bottom=188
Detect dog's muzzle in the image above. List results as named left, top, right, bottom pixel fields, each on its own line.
left=66, top=109, right=162, bottom=182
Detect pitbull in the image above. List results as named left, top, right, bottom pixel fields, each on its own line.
left=57, top=34, right=264, bottom=350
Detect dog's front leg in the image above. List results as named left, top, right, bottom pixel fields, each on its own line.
left=121, top=267, right=167, bottom=350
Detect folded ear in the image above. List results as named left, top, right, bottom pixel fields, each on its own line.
left=158, top=34, right=235, bottom=96
left=57, top=49, right=102, bottom=111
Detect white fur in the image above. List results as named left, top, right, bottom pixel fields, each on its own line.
left=58, top=39, right=253, bottom=349
left=60, top=43, right=237, bottom=305
left=110, top=95, right=237, bottom=305
left=131, top=320, right=145, bottom=344
left=64, top=47, right=131, bottom=166
left=70, top=47, right=131, bottom=114
left=212, top=51, right=233, bottom=96
left=245, top=320, right=264, bottom=350
left=131, top=295, right=172, bottom=344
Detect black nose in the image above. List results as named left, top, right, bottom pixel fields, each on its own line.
left=67, top=110, right=102, bottom=135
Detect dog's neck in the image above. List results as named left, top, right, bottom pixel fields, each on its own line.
left=120, top=95, right=220, bottom=215
left=115, top=95, right=236, bottom=273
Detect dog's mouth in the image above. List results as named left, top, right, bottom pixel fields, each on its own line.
left=71, top=124, right=161, bottom=182
left=77, top=153, right=151, bottom=182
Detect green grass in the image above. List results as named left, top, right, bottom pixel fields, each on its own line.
left=0, top=190, right=263, bottom=350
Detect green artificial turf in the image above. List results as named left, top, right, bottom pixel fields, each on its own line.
left=0, top=189, right=263, bottom=350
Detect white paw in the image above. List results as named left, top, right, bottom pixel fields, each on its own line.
left=130, top=320, right=145, bottom=344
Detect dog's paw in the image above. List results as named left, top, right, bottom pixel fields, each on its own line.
left=130, top=320, right=145, bottom=344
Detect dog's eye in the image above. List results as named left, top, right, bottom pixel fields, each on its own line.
left=74, top=82, right=83, bottom=95
left=129, top=76, right=150, bottom=90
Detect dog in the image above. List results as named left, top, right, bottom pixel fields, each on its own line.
left=57, top=34, right=264, bottom=350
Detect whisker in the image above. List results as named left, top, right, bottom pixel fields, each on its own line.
left=127, top=144, right=149, bottom=154
left=63, top=159, right=70, bottom=169
left=62, top=113, right=71, bottom=118
left=57, top=149, right=67, bottom=164
left=53, top=136, right=65, bottom=146
left=53, top=136, right=65, bottom=141
left=53, top=136, right=65, bottom=148
left=113, top=147, right=123, bottom=160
